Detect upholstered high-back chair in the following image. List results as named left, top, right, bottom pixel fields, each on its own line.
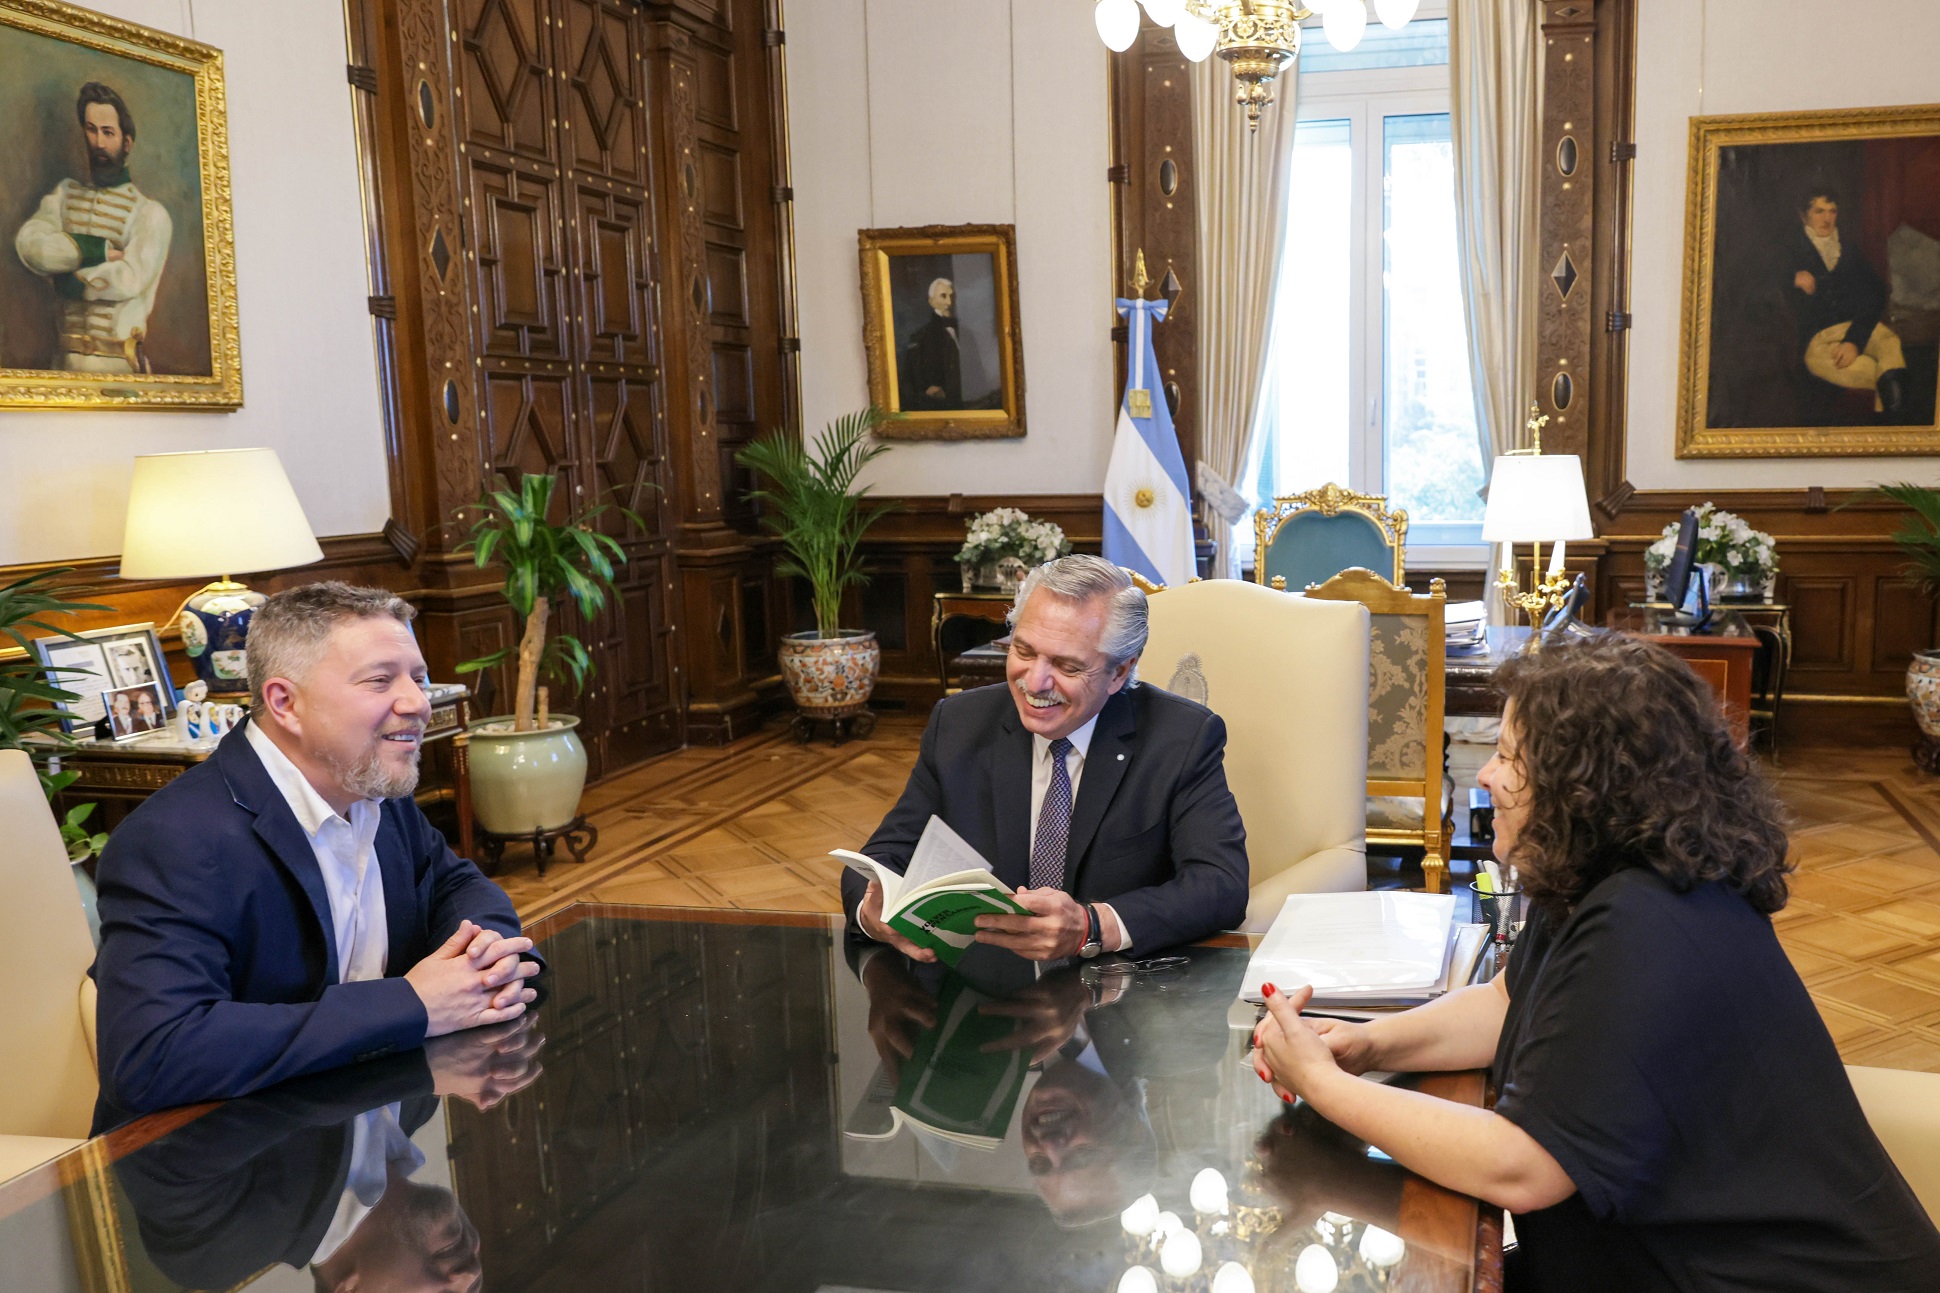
left=0, top=748, right=99, bottom=1179
left=1255, top=484, right=1407, bottom=594
left=1139, top=577, right=1370, bottom=930
left=1847, top=1065, right=1940, bottom=1222
left=1304, top=569, right=1450, bottom=893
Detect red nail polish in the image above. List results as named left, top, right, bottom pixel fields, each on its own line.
left=1281, top=1092, right=1294, bottom=1103
left=1263, top=983, right=1277, bottom=998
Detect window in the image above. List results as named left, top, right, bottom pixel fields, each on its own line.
left=1242, top=12, right=1487, bottom=566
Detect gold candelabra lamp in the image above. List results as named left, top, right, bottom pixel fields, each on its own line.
left=1481, top=404, right=1595, bottom=630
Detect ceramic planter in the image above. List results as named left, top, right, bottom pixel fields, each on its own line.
left=778, top=630, right=880, bottom=718
left=1909, top=650, right=1940, bottom=740
left=466, top=714, right=589, bottom=834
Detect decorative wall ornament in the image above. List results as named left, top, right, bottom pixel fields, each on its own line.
left=0, top=0, right=241, bottom=410
left=1676, top=102, right=1940, bottom=458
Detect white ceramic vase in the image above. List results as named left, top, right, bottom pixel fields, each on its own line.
left=466, top=714, right=589, bottom=834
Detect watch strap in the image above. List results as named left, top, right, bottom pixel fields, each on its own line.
left=1081, top=902, right=1103, bottom=957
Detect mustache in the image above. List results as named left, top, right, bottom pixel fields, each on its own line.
left=1015, top=680, right=1067, bottom=704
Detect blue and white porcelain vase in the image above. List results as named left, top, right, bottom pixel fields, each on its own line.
left=177, top=581, right=264, bottom=696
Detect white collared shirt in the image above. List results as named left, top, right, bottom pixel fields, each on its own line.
left=1029, top=715, right=1132, bottom=952
left=245, top=721, right=390, bottom=984
left=308, top=1103, right=427, bottom=1266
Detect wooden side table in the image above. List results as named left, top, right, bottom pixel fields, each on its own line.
left=1607, top=608, right=1758, bottom=748
left=931, top=590, right=1014, bottom=692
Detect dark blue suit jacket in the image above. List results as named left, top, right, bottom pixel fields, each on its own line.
left=841, top=683, right=1248, bottom=952
left=91, top=724, right=523, bottom=1128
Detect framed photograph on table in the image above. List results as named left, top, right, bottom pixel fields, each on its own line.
left=34, top=621, right=173, bottom=731
left=1677, top=103, right=1940, bottom=457
left=0, top=0, right=241, bottom=410
left=858, top=223, right=1025, bottom=440
left=101, top=679, right=168, bottom=740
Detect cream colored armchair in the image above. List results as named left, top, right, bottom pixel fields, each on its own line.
left=1140, top=578, right=1370, bottom=931
left=1847, top=1065, right=1940, bottom=1222
left=0, top=749, right=99, bottom=1179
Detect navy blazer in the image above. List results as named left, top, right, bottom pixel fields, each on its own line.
left=91, top=724, right=523, bottom=1128
left=842, top=683, right=1248, bottom=952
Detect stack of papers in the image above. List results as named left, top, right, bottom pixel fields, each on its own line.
left=1238, top=892, right=1474, bottom=1010
left=1446, top=601, right=1488, bottom=652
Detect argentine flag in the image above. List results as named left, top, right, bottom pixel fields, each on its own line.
left=1103, top=298, right=1196, bottom=588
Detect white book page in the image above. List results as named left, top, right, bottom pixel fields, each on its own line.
left=902, top=815, right=995, bottom=893
left=832, top=850, right=905, bottom=907
left=1240, top=892, right=1456, bottom=1001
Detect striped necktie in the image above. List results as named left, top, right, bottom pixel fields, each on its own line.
left=1029, top=737, right=1075, bottom=891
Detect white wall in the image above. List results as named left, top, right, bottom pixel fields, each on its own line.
left=789, top=0, right=1116, bottom=496
left=0, top=0, right=389, bottom=564
left=1627, top=0, right=1940, bottom=491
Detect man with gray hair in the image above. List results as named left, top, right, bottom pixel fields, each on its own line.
left=91, top=582, right=537, bottom=1128
left=844, top=554, right=1248, bottom=960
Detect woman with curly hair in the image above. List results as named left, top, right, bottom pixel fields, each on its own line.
left=1252, top=633, right=1940, bottom=1291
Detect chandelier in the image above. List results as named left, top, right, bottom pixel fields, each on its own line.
left=1093, top=0, right=1424, bottom=130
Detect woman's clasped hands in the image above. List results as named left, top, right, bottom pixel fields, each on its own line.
left=1250, top=982, right=1381, bottom=1103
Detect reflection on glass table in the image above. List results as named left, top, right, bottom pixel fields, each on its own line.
left=0, top=907, right=1493, bottom=1292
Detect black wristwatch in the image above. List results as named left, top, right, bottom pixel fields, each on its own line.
left=1079, top=903, right=1104, bottom=959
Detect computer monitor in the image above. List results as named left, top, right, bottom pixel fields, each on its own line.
left=1661, top=508, right=1712, bottom=627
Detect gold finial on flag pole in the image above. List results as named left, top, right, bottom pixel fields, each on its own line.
left=1131, top=248, right=1151, bottom=298
left=1523, top=401, right=1550, bottom=455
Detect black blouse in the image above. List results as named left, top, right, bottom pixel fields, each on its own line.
left=1493, top=867, right=1940, bottom=1292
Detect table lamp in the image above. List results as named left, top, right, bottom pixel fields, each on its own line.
left=119, top=448, right=324, bottom=697
left=1481, top=407, right=1594, bottom=629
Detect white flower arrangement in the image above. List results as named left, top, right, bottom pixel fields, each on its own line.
left=1643, top=503, right=1779, bottom=583
left=955, top=507, right=1071, bottom=568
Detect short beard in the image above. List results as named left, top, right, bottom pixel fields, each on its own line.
left=330, top=741, right=420, bottom=803
left=87, top=143, right=129, bottom=184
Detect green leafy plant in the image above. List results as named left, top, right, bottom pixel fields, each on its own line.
left=453, top=473, right=644, bottom=732
left=735, top=408, right=895, bottom=639
left=0, top=568, right=112, bottom=860
left=1873, top=483, right=1940, bottom=599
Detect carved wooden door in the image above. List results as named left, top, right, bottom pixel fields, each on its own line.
left=451, top=0, right=681, bottom=776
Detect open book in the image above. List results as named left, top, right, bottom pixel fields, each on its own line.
left=846, top=974, right=1031, bottom=1162
left=835, top=816, right=1031, bottom=966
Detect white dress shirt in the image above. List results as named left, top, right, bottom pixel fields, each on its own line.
left=308, top=1104, right=427, bottom=1265
left=245, top=721, right=390, bottom=984
left=1030, top=716, right=1133, bottom=952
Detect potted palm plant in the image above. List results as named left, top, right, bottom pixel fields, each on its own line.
left=455, top=473, right=641, bottom=835
left=1876, top=483, right=1940, bottom=769
left=736, top=408, right=894, bottom=736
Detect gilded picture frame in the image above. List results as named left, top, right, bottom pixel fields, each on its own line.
left=0, top=0, right=241, bottom=411
left=858, top=224, right=1025, bottom=440
left=1676, top=103, right=1940, bottom=458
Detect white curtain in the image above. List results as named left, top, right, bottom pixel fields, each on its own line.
left=1191, top=58, right=1299, bottom=578
left=1450, top=0, right=1542, bottom=620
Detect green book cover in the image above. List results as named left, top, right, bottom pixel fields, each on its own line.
left=893, top=975, right=1029, bottom=1143
left=886, top=887, right=1030, bottom=967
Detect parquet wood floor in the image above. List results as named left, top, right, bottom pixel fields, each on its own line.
left=490, top=718, right=1940, bottom=1073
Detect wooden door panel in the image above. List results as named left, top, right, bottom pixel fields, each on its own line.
left=558, top=0, right=649, bottom=186
left=573, top=186, right=653, bottom=367
left=457, top=0, right=555, bottom=158
left=471, top=164, right=568, bottom=357
left=483, top=371, right=575, bottom=483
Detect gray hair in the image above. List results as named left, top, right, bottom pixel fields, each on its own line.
left=247, top=581, right=416, bottom=712
left=1009, top=555, right=1149, bottom=685
left=928, top=276, right=954, bottom=297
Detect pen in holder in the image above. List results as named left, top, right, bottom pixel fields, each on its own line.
left=1476, top=883, right=1525, bottom=948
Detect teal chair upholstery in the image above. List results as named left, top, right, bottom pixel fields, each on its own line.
left=1254, top=485, right=1407, bottom=592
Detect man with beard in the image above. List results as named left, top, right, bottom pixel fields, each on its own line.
left=14, top=81, right=173, bottom=374
left=843, top=555, right=1248, bottom=961
left=91, top=583, right=539, bottom=1128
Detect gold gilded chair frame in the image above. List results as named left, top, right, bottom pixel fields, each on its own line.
left=1253, top=484, right=1408, bottom=588
left=1305, top=568, right=1448, bottom=893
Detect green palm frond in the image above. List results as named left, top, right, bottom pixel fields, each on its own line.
left=736, top=408, right=897, bottom=638
left=1871, top=482, right=1940, bottom=598
left=0, top=568, right=113, bottom=805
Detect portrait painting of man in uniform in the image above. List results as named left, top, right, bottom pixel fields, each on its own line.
left=1678, top=105, right=1940, bottom=457
left=859, top=224, right=1026, bottom=440
left=0, top=1, right=240, bottom=410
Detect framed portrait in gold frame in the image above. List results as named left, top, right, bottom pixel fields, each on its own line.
left=1677, top=103, right=1940, bottom=458
left=858, top=224, right=1025, bottom=440
left=0, top=0, right=240, bottom=411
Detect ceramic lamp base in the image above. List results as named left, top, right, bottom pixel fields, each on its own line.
left=178, top=580, right=264, bottom=696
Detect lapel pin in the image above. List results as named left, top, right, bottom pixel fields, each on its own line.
left=1118, top=753, right=1126, bottom=761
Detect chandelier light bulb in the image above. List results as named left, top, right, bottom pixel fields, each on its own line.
left=1118, top=1267, right=1160, bottom=1293
left=1321, top=0, right=1368, bottom=52
left=1293, top=1243, right=1341, bottom=1293
left=1211, top=1262, right=1257, bottom=1293
left=1175, top=9, right=1218, bottom=62
left=1141, top=0, right=1185, bottom=26
left=1358, top=1224, right=1408, bottom=1269
left=1189, top=1167, right=1230, bottom=1214
left=1120, top=1194, right=1161, bottom=1237
left=1096, top=0, right=1142, bottom=51
left=1154, top=1210, right=1184, bottom=1237
left=1159, top=1228, right=1205, bottom=1279
left=1373, top=0, right=1420, bottom=28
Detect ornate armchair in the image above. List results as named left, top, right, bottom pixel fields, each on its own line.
left=1139, top=577, right=1370, bottom=930
left=1304, top=569, right=1450, bottom=893
left=1254, top=484, right=1407, bottom=593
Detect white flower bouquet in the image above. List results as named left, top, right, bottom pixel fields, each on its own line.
left=955, top=507, right=1071, bottom=570
left=1643, top=503, right=1778, bottom=592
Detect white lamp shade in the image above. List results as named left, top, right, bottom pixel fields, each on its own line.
left=1176, top=9, right=1218, bottom=61
left=1481, top=454, right=1594, bottom=543
left=119, top=448, right=324, bottom=579
left=1321, top=0, right=1368, bottom=52
left=1374, top=0, right=1420, bottom=28
left=1140, top=0, right=1185, bottom=26
left=1096, top=0, right=1141, bottom=51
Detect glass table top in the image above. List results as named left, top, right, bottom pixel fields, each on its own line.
left=0, top=906, right=1494, bottom=1292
